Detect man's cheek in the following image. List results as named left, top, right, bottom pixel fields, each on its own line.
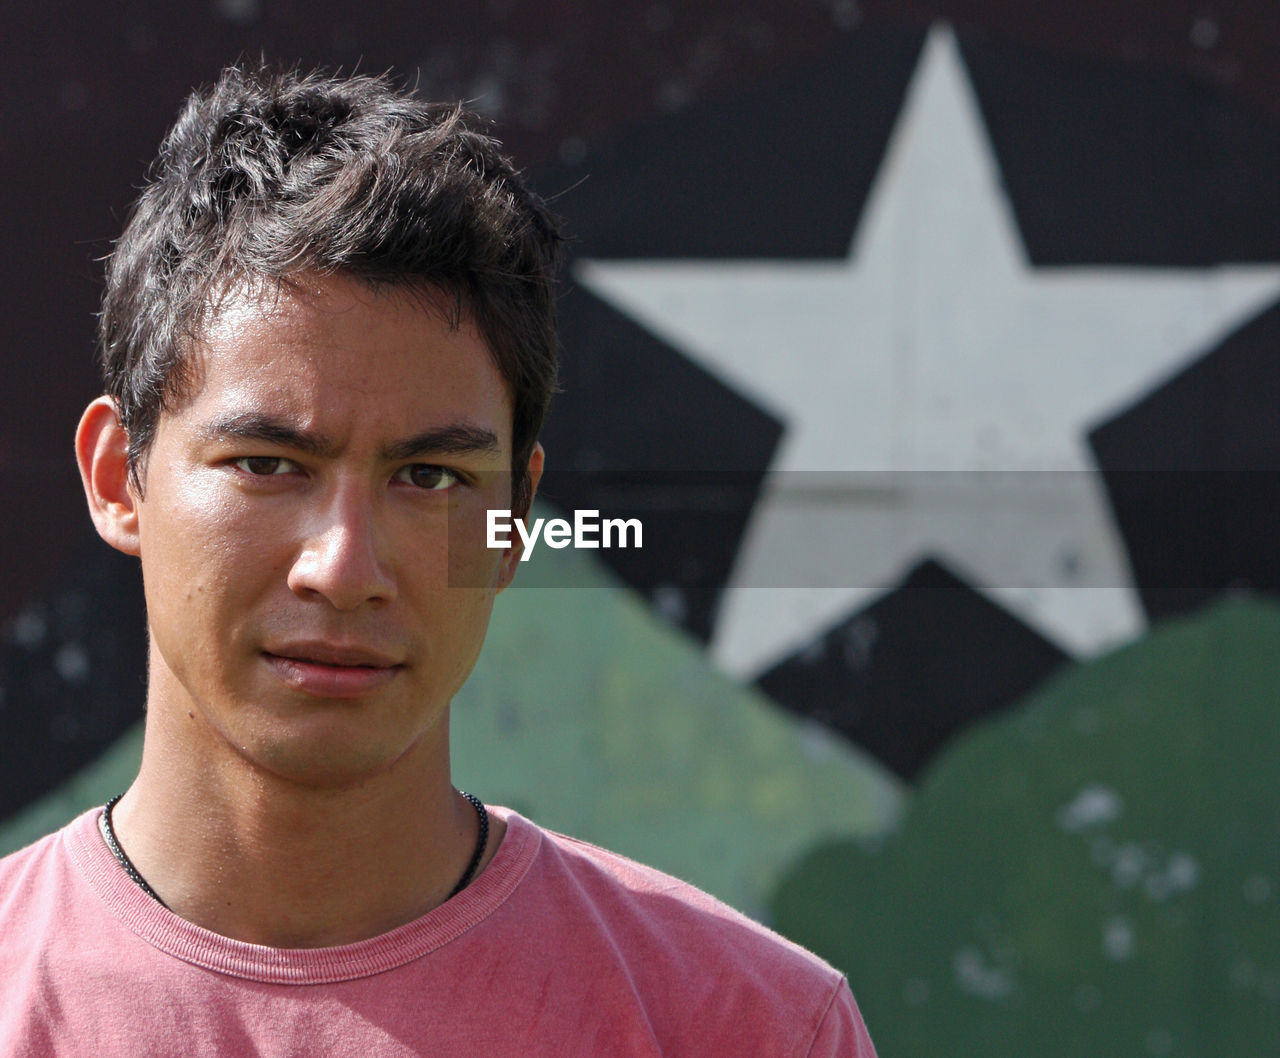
left=446, top=504, right=507, bottom=589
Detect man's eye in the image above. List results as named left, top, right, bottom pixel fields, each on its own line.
left=395, top=464, right=460, bottom=491
left=233, top=456, right=295, bottom=476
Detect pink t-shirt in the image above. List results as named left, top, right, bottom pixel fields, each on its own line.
left=0, top=806, right=876, bottom=1056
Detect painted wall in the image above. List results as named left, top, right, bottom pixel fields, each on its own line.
left=4, top=3, right=1279, bottom=1051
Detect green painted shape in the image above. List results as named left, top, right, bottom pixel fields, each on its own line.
left=771, top=599, right=1280, bottom=1056
left=453, top=513, right=906, bottom=919
left=0, top=722, right=144, bottom=856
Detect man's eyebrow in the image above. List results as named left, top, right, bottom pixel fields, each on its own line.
left=201, top=414, right=501, bottom=461
left=381, top=425, right=501, bottom=462
left=203, top=414, right=337, bottom=456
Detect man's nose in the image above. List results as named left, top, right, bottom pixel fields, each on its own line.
left=287, top=484, right=397, bottom=610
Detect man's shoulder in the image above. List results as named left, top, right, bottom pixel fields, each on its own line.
left=0, top=814, right=90, bottom=959
left=0, top=822, right=69, bottom=896
left=497, top=813, right=872, bottom=1054
left=512, top=813, right=844, bottom=990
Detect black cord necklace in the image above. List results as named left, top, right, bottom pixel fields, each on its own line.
left=100, top=790, right=490, bottom=908
left=99, top=793, right=168, bottom=908
left=447, top=791, right=490, bottom=898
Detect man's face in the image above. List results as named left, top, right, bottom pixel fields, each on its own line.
left=125, top=274, right=530, bottom=787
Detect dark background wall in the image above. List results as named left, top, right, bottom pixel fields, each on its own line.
left=6, top=0, right=1280, bottom=618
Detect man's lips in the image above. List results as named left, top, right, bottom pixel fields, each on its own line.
left=262, top=643, right=404, bottom=698
left=264, top=642, right=403, bottom=668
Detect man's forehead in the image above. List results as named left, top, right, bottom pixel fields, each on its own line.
left=168, top=273, right=515, bottom=455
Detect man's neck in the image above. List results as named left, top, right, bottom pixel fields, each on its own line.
left=108, top=702, right=502, bottom=948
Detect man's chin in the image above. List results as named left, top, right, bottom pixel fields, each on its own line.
left=221, top=704, right=443, bottom=792
left=237, top=735, right=405, bottom=791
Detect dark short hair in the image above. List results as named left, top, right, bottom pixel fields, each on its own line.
left=99, top=63, right=563, bottom=515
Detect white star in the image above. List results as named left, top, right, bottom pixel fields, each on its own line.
left=575, top=24, right=1280, bottom=678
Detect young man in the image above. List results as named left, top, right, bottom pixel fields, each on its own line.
left=0, top=65, right=876, bottom=1055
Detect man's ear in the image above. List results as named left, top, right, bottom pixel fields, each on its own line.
left=76, top=396, right=142, bottom=557
left=496, top=442, right=544, bottom=592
